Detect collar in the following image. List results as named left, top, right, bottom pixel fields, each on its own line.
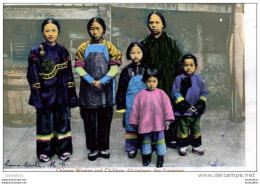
left=42, top=42, right=58, bottom=48
left=90, top=38, right=104, bottom=44
left=148, top=31, right=167, bottom=40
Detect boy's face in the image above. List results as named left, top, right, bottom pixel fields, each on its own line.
left=89, top=21, right=104, bottom=41
left=42, top=23, right=59, bottom=45
left=130, top=45, right=143, bottom=65
left=183, top=58, right=196, bottom=75
left=145, top=76, right=158, bottom=91
left=148, top=14, right=163, bottom=36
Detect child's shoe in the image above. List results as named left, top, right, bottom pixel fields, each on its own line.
left=142, top=154, right=151, bottom=166
left=192, top=146, right=205, bottom=155
left=156, top=155, right=164, bottom=168
left=128, top=150, right=137, bottom=158
left=39, top=154, right=50, bottom=162
left=59, top=152, right=71, bottom=161
left=178, top=147, right=188, bottom=156
left=88, top=150, right=98, bottom=161
left=99, top=150, right=110, bottom=159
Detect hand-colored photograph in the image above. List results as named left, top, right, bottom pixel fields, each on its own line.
left=2, top=3, right=256, bottom=177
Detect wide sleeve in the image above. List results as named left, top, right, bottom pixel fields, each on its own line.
left=63, top=49, right=78, bottom=108
left=75, top=43, right=95, bottom=84
left=99, top=41, right=122, bottom=85
left=171, top=77, right=191, bottom=113
left=26, top=50, right=43, bottom=109
left=116, top=67, right=130, bottom=110
left=171, top=37, right=183, bottom=78
left=172, top=77, right=184, bottom=103
left=129, top=93, right=140, bottom=125
left=107, top=41, right=122, bottom=66
left=198, top=75, right=208, bottom=101
left=162, top=91, right=175, bottom=121
left=194, top=76, right=208, bottom=115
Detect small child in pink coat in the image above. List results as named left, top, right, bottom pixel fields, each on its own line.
left=129, top=68, right=174, bottom=168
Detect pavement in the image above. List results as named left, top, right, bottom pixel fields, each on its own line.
left=3, top=108, right=245, bottom=171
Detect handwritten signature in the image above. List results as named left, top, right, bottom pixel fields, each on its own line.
left=5, top=160, right=68, bottom=168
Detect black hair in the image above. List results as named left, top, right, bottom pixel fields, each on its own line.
left=147, top=11, right=166, bottom=29
left=126, top=42, right=147, bottom=61
left=142, top=68, right=160, bottom=83
left=87, top=17, right=106, bottom=35
left=181, top=54, right=198, bottom=67
left=41, top=18, right=60, bottom=33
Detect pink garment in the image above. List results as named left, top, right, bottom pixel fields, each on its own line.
left=129, top=88, right=175, bottom=134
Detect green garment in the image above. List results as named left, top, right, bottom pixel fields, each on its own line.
left=141, top=31, right=183, bottom=97
left=177, top=116, right=201, bottom=138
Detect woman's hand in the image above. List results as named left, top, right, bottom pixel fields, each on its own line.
left=92, top=80, right=102, bottom=88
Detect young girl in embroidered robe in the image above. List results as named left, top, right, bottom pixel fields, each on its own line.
left=27, top=18, right=78, bottom=162
left=129, top=68, right=174, bottom=168
left=116, top=42, right=147, bottom=158
left=75, top=17, right=121, bottom=161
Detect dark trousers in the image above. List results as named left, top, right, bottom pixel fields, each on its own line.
left=80, top=106, right=113, bottom=151
left=165, top=122, right=178, bottom=145
left=36, top=105, right=72, bottom=158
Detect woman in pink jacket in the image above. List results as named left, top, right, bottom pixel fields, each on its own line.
left=129, top=68, right=175, bottom=168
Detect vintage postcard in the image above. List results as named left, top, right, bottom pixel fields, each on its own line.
left=1, top=2, right=257, bottom=184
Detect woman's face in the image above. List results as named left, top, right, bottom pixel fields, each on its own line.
left=130, top=45, right=143, bottom=65
left=42, top=23, right=58, bottom=45
left=148, top=14, right=163, bottom=36
left=89, top=21, right=104, bottom=42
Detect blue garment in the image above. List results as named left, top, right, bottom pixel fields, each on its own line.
left=116, top=64, right=147, bottom=110
left=141, top=131, right=167, bottom=156
left=125, top=132, right=140, bottom=152
left=116, top=64, right=146, bottom=152
left=124, top=75, right=146, bottom=132
left=172, top=74, right=208, bottom=116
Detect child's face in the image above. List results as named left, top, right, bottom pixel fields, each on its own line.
left=42, top=23, right=59, bottom=45
left=130, top=45, right=143, bottom=65
left=145, top=76, right=158, bottom=91
left=183, top=58, right=196, bottom=75
left=148, top=14, right=163, bottom=36
left=89, top=21, right=104, bottom=42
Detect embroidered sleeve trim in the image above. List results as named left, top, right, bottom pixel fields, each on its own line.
left=109, top=60, right=121, bottom=66
left=200, top=96, right=207, bottom=102
left=68, top=82, right=75, bottom=88
left=39, top=61, right=68, bottom=79
left=75, top=61, right=85, bottom=67
left=29, top=54, right=38, bottom=62
left=175, top=96, right=184, bottom=104
left=31, top=83, right=41, bottom=89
